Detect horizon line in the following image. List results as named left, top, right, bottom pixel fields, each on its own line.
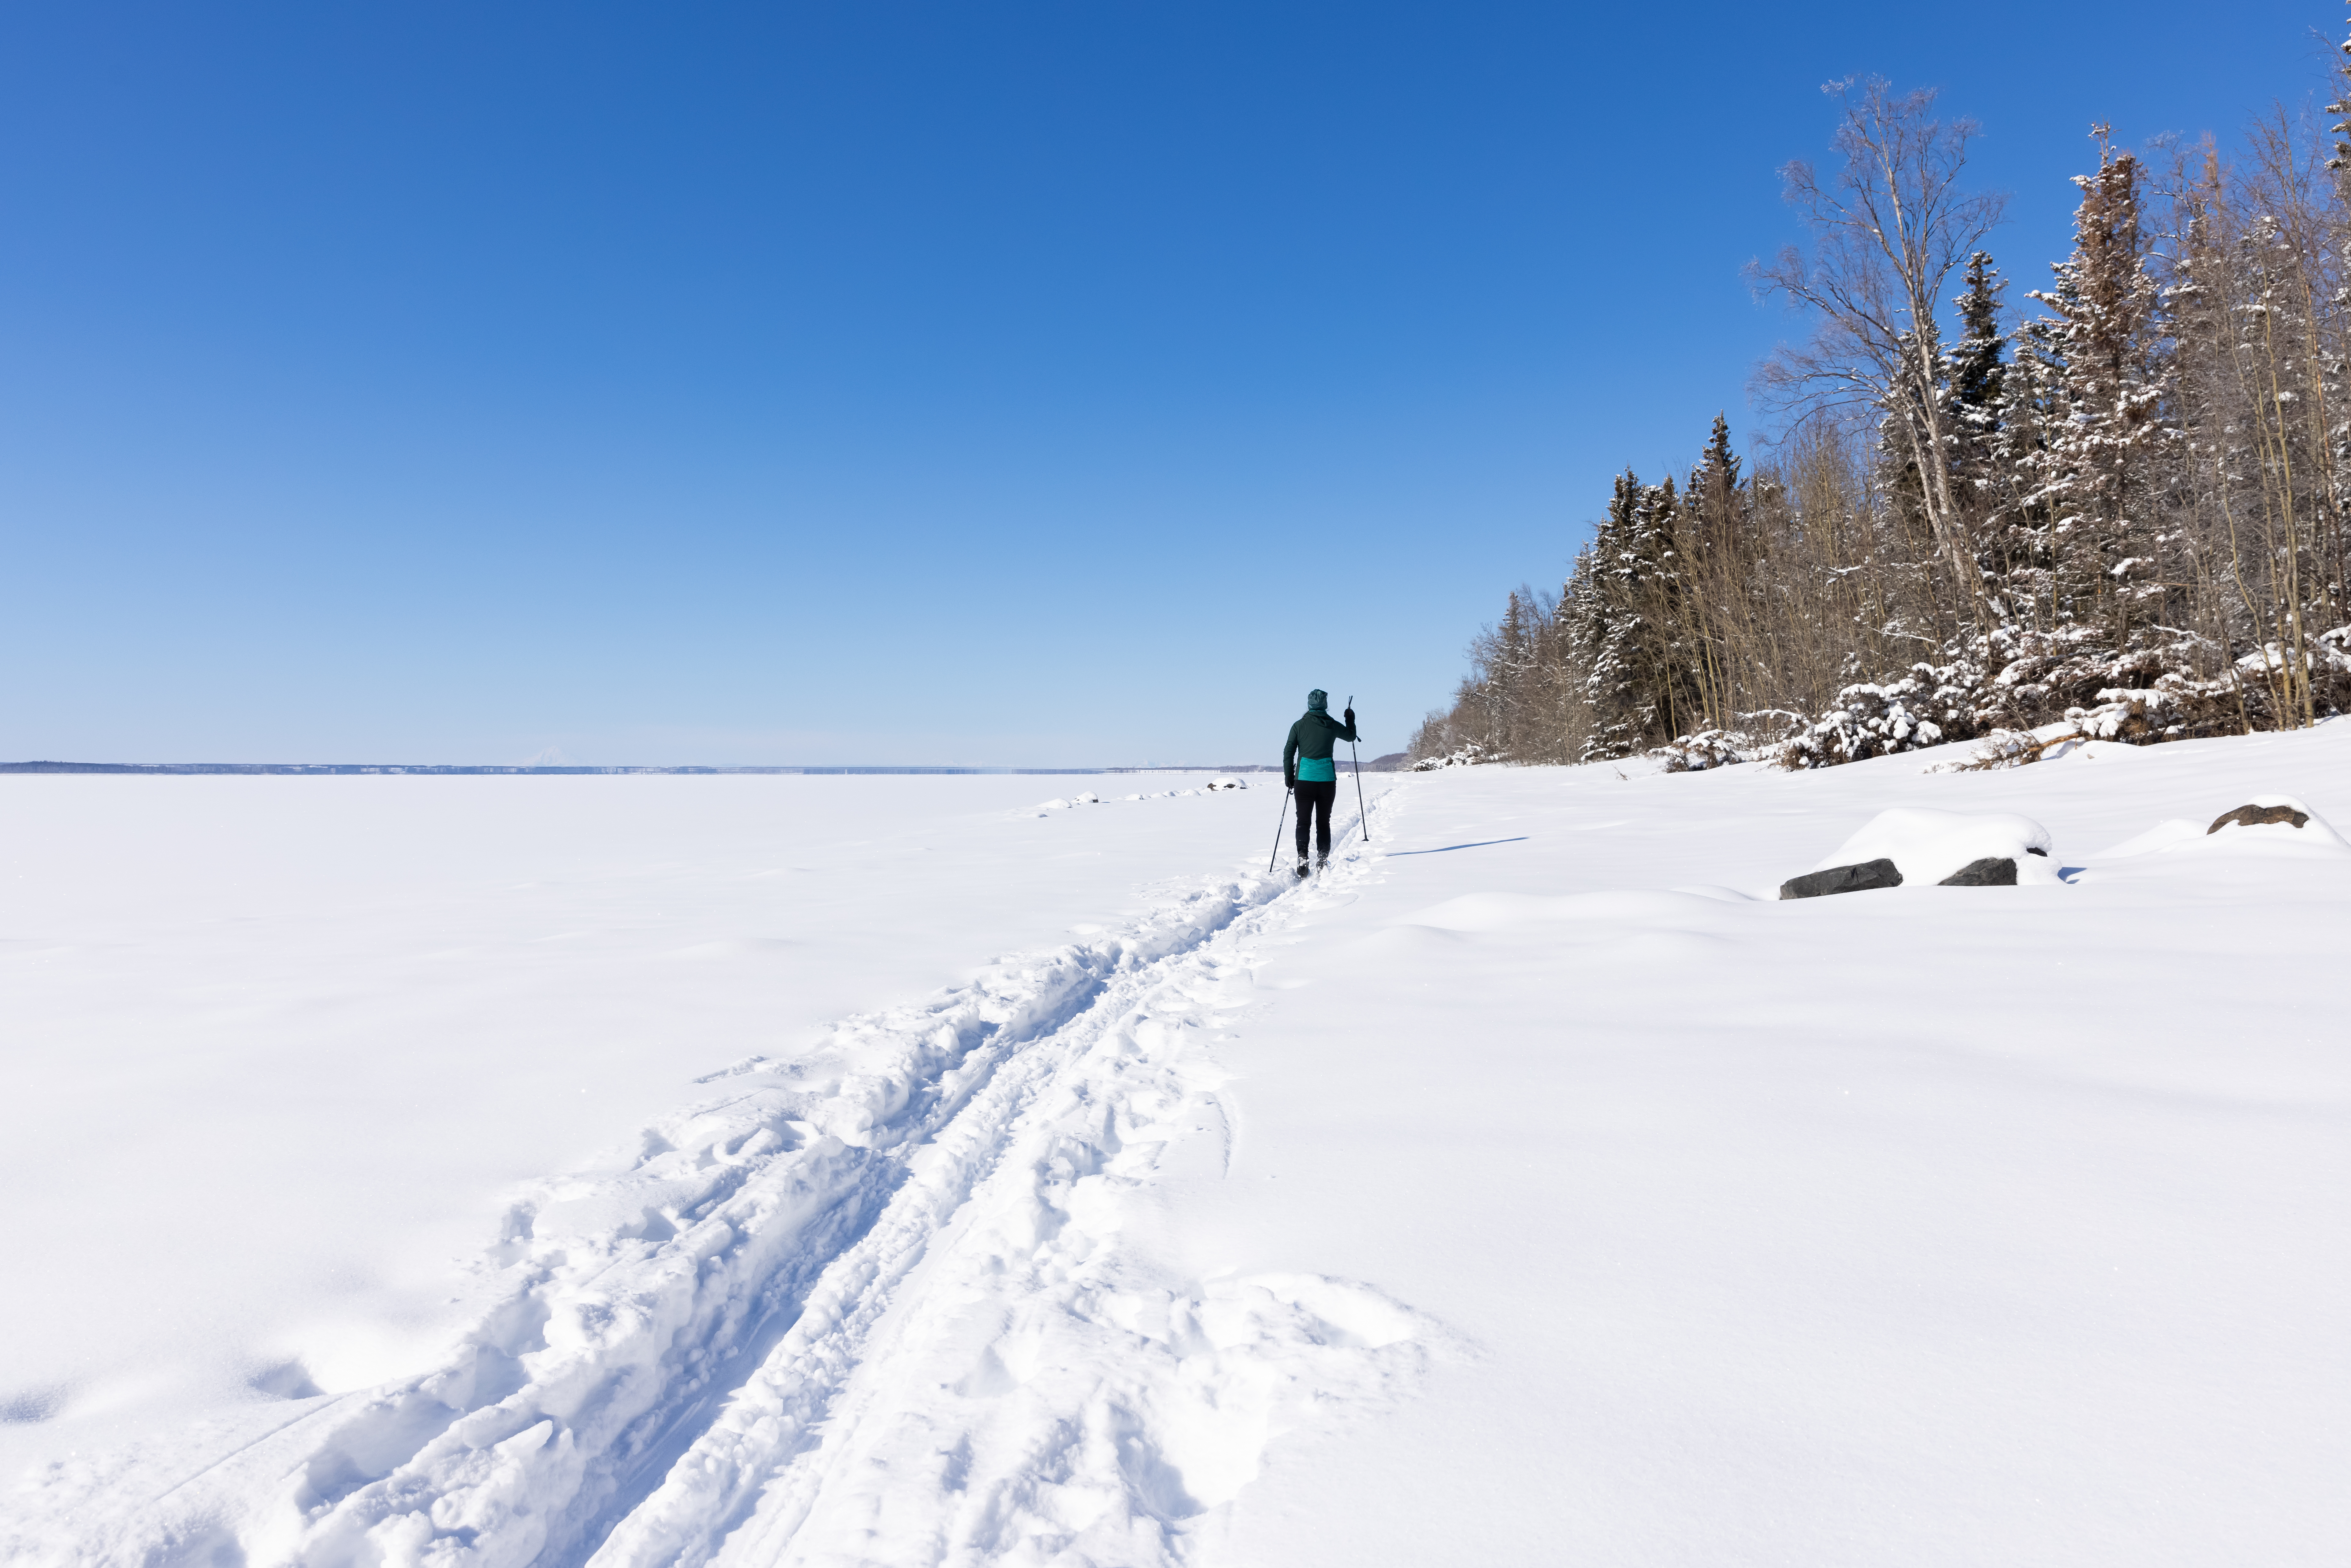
left=0, top=759, right=1409, bottom=777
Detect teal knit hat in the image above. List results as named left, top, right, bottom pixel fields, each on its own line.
left=1306, top=689, right=1328, bottom=712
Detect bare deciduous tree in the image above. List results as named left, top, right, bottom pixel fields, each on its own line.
left=1751, top=78, right=2008, bottom=631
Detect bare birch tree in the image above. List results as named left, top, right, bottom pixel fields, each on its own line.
left=1751, top=78, right=2008, bottom=631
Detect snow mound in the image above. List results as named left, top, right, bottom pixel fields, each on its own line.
left=2053, top=739, right=2143, bottom=763
left=1399, top=889, right=1747, bottom=932
left=1205, top=776, right=1247, bottom=791
left=2093, top=819, right=2207, bottom=859
left=1031, top=793, right=1102, bottom=814
left=1811, top=809, right=2061, bottom=887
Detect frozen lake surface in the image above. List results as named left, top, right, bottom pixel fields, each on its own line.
left=4, top=734, right=2347, bottom=1565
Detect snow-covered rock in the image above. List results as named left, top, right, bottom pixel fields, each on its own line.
left=1939, top=855, right=2021, bottom=886
left=1778, top=857, right=1905, bottom=899
left=1205, top=776, right=1246, bottom=791
left=1804, top=807, right=2061, bottom=889
left=2207, top=792, right=2346, bottom=846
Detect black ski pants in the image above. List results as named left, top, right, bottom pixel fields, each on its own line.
left=1292, top=779, right=1337, bottom=861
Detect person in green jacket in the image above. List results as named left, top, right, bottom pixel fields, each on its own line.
left=1282, top=689, right=1358, bottom=877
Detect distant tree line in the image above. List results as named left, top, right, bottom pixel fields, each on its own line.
left=1410, top=45, right=2351, bottom=770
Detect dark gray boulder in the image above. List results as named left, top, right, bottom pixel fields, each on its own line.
left=1779, top=858, right=1904, bottom=900
left=1940, top=856, right=2017, bottom=886
left=2208, top=803, right=2309, bottom=834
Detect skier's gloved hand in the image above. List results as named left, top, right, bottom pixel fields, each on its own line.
left=1343, top=707, right=1355, bottom=726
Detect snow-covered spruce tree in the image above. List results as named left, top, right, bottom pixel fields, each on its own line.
left=1569, top=471, right=1670, bottom=760
left=1948, top=252, right=2009, bottom=438
left=1560, top=487, right=1642, bottom=762
left=1947, top=251, right=2032, bottom=613
left=1674, top=413, right=1750, bottom=734
left=1621, top=473, right=1705, bottom=742
left=1986, top=269, right=2065, bottom=635
left=2032, top=138, right=2180, bottom=644
left=1973, top=133, right=2196, bottom=735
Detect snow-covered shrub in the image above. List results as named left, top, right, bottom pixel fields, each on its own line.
left=2072, top=689, right=2175, bottom=740
left=1653, top=730, right=1750, bottom=772
left=1652, top=714, right=1804, bottom=773
left=1929, top=726, right=2055, bottom=772
left=1776, top=663, right=1982, bottom=769
left=1410, top=741, right=1501, bottom=771
left=1931, top=682, right=2207, bottom=771
left=1960, top=626, right=2248, bottom=740
left=1204, top=777, right=1246, bottom=791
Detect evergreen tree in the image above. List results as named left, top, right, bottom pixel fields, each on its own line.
left=2025, top=133, right=2177, bottom=648
left=1569, top=472, right=1649, bottom=760
left=1947, top=251, right=2008, bottom=418
left=1946, top=252, right=2025, bottom=623
left=1626, top=474, right=1695, bottom=741
left=1695, top=411, right=1744, bottom=497
left=1680, top=414, right=1751, bottom=731
left=1990, top=285, right=2068, bottom=636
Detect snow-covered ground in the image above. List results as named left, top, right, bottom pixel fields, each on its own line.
left=5, top=731, right=2348, bottom=1565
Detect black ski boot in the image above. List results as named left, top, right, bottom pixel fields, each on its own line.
left=1293, top=859, right=1311, bottom=880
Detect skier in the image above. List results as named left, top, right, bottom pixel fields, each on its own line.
left=1282, top=689, right=1358, bottom=877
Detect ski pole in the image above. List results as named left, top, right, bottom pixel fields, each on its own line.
left=1266, top=780, right=1291, bottom=874
left=1348, top=694, right=1370, bottom=843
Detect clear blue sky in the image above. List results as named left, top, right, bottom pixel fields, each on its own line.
left=2, top=1, right=2338, bottom=765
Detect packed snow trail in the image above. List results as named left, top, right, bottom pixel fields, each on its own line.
left=589, top=852, right=1433, bottom=1566
left=10, top=787, right=1423, bottom=1566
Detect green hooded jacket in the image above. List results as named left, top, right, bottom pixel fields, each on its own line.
left=1283, top=691, right=1358, bottom=784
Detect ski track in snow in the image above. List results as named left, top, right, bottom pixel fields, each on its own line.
left=15, top=788, right=1432, bottom=1568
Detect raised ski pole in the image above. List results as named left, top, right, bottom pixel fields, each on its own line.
left=1266, top=780, right=1291, bottom=874
left=1348, top=694, right=1370, bottom=843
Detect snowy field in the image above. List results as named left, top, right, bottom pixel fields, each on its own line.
left=3, top=733, right=2347, bottom=1565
